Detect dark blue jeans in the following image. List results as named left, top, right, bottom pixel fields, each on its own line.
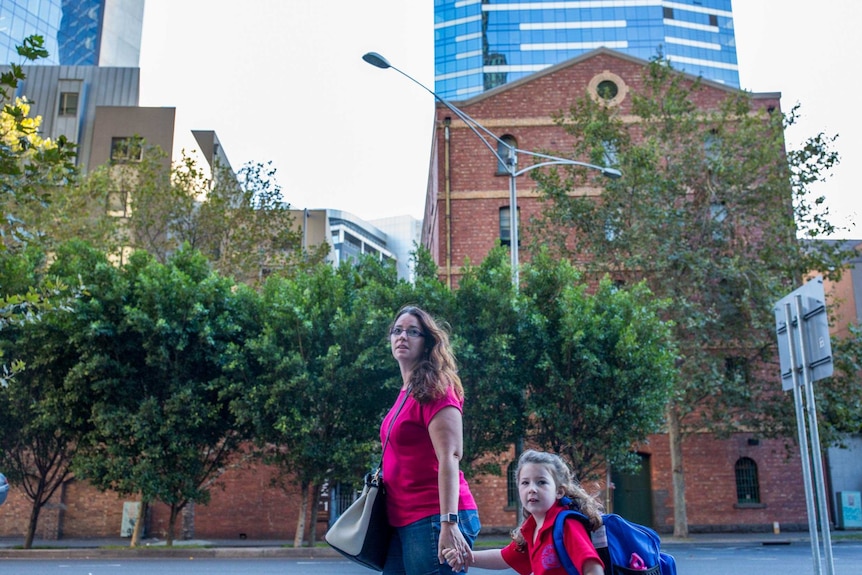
left=383, top=510, right=481, bottom=575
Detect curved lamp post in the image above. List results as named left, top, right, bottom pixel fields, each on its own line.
left=363, top=51, right=621, bottom=287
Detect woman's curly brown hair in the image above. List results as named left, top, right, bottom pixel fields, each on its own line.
left=390, top=305, right=463, bottom=403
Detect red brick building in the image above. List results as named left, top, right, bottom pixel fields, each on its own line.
left=419, top=48, right=810, bottom=534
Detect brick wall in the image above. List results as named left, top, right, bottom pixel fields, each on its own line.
left=0, top=428, right=810, bottom=542
left=166, top=464, right=325, bottom=541
left=636, top=433, right=808, bottom=533
left=463, top=433, right=808, bottom=537
left=60, top=480, right=126, bottom=538
left=0, top=463, right=327, bottom=543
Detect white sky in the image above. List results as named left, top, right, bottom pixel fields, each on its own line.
left=138, top=0, right=859, bottom=238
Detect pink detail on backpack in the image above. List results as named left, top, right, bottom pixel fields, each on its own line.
left=629, top=553, right=647, bottom=570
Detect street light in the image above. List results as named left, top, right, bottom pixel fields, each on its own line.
left=362, top=51, right=621, bottom=288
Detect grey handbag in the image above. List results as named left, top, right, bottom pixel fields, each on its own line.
left=325, top=389, right=410, bottom=571
left=325, top=469, right=391, bottom=570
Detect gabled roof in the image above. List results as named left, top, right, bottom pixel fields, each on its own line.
left=447, top=47, right=780, bottom=107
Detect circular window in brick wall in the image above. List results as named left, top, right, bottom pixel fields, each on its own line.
left=588, top=71, right=628, bottom=107
left=597, top=80, right=618, bottom=100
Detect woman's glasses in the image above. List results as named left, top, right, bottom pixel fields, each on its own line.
left=390, top=327, right=425, bottom=338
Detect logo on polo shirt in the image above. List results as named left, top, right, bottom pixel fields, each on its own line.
left=541, top=543, right=561, bottom=570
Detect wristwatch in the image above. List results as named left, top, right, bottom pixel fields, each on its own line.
left=440, top=513, right=459, bottom=524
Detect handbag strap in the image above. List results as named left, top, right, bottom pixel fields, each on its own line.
left=377, top=387, right=411, bottom=476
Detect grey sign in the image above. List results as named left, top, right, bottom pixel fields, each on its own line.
left=774, top=275, right=833, bottom=390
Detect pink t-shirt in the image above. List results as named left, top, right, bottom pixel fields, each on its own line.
left=380, top=386, right=478, bottom=527
left=500, top=502, right=602, bottom=575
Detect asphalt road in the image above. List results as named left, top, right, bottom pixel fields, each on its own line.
left=2, top=541, right=862, bottom=575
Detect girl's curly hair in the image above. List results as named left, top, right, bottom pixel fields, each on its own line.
left=512, top=449, right=604, bottom=549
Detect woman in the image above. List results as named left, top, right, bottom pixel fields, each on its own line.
left=381, top=305, right=480, bottom=575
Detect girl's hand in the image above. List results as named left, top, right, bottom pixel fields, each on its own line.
left=442, top=545, right=471, bottom=572
left=443, top=547, right=460, bottom=567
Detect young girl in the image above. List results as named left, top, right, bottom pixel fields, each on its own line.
left=445, top=449, right=603, bottom=575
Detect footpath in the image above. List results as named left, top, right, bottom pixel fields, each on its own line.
left=2, top=531, right=852, bottom=560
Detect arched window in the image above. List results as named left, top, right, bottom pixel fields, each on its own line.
left=735, top=457, right=760, bottom=504
left=497, top=135, right=517, bottom=175
left=507, top=461, right=518, bottom=508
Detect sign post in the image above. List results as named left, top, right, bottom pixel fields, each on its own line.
left=774, top=276, right=834, bottom=575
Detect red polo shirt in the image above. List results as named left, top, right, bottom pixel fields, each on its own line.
left=501, top=501, right=603, bottom=575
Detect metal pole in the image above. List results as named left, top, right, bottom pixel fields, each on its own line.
left=794, top=295, right=836, bottom=575
left=508, top=145, right=523, bottom=520
left=784, top=302, right=822, bottom=575
left=508, top=146, right=519, bottom=289
left=303, top=208, right=308, bottom=251
left=361, top=51, right=620, bottom=291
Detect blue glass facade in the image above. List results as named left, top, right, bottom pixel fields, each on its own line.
left=57, top=0, right=103, bottom=66
left=0, top=0, right=132, bottom=67
left=434, top=0, right=739, bottom=99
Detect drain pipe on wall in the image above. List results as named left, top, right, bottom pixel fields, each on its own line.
left=444, top=116, right=452, bottom=289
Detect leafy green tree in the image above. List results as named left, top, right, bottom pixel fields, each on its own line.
left=819, top=324, right=862, bottom=439
left=529, top=56, right=853, bottom=535
left=0, top=242, right=99, bottom=548
left=197, top=159, right=328, bottom=281
left=0, top=247, right=42, bottom=383
left=234, top=255, right=401, bottom=546
left=410, top=243, right=674, bottom=511
left=70, top=246, right=255, bottom=546
left=1, top=36, right=81, bottom=380
left=1, top=36, right=79, bottom=254
left=95, top=142, right=187, bottom=263
left=87, top=143, right=326, bottom=284
left=448, top=247, right=530, bottom=476
left=0, top=309, right=81, bottom=548
left=520, top=249, right=676, bottom=478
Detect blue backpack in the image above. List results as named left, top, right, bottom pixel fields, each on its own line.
left=552, top=498, right=677, bottom=575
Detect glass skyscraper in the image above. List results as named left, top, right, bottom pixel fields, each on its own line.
left=0, top=0, right=143, bottom=66
left=434, top=0, right=739, bottom=99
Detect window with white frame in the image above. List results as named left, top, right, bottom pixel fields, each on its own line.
left=58, top=92, right=79, bottom=116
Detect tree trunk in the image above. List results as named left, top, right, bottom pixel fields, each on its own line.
left=308, top=482, right=321, bottom=546
left=293, top=480, right=309, bottom=547
left=668, top=405, right=689, bottom=538
left=23, top=496, right=42, bottom=549
left=130, top=499, right=148, bottom=548
left=166, top=503, right=180, bottom=546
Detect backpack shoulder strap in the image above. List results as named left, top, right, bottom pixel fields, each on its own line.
left=552, top=509, right=591, bottom=575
